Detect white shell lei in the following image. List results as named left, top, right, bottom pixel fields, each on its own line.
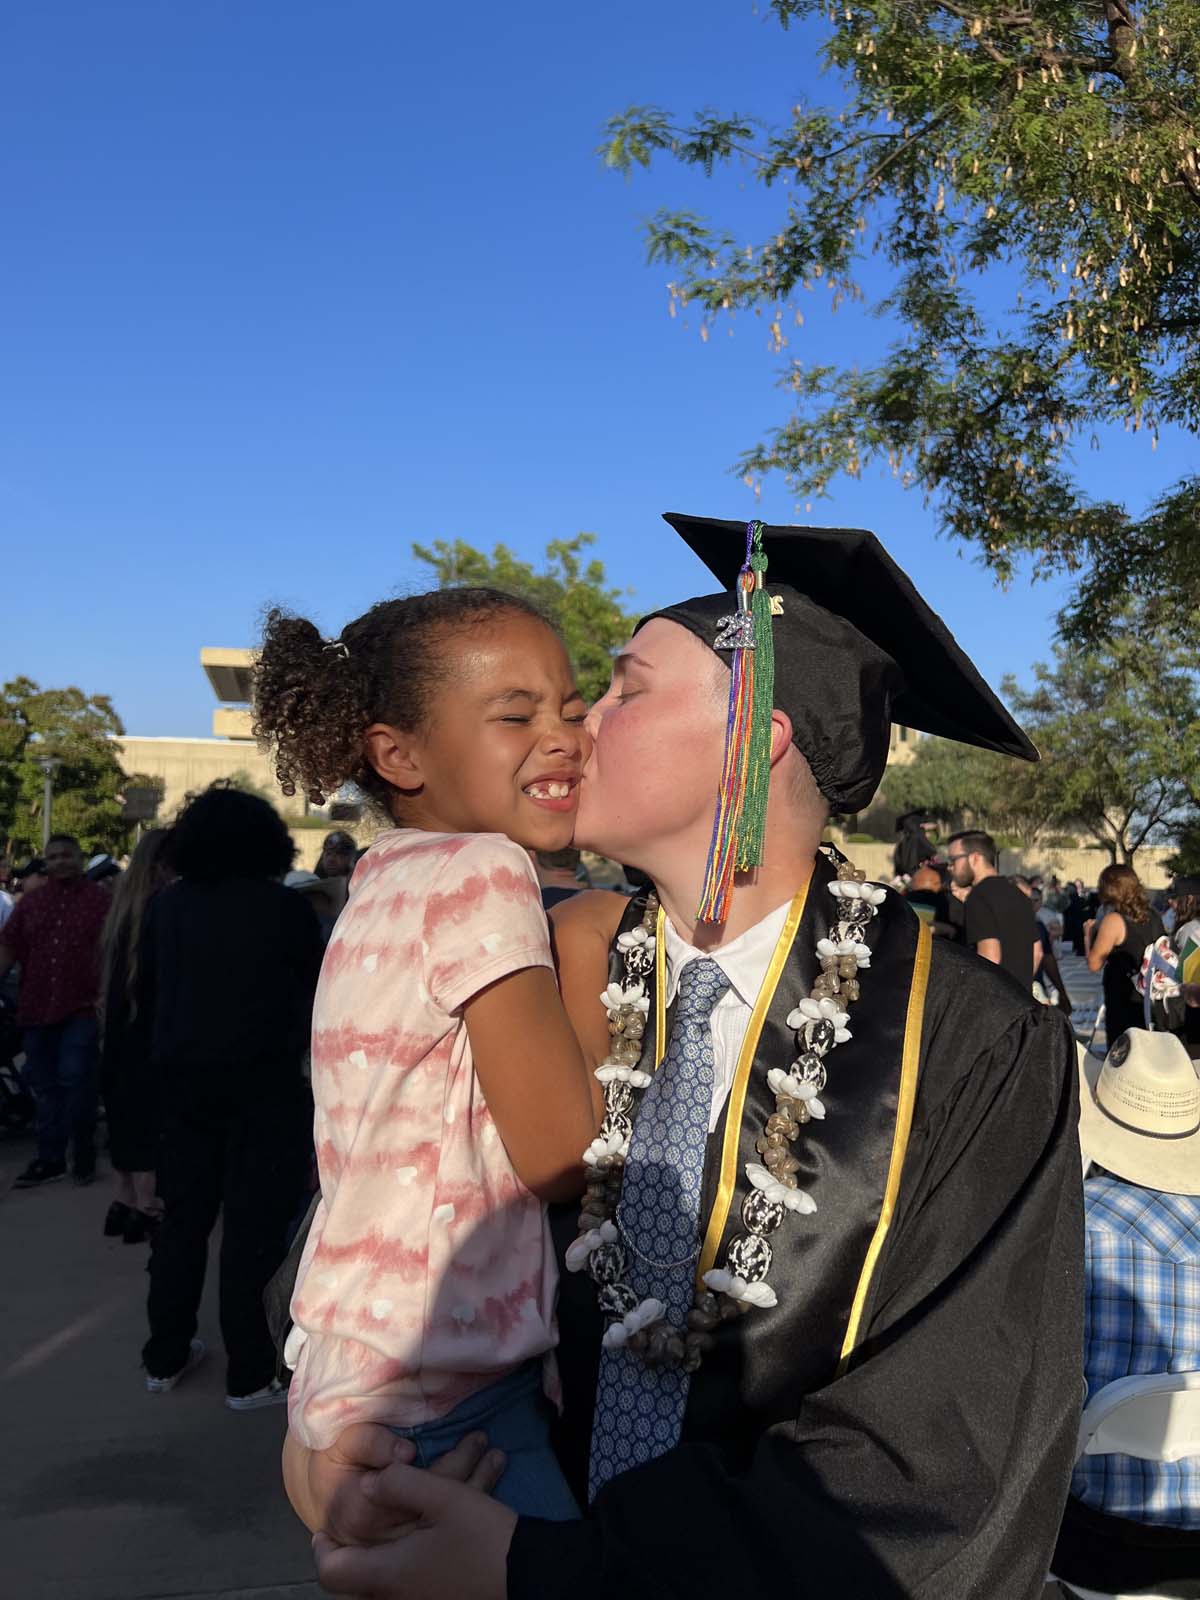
left=569, top=858, right=887, bottom=1372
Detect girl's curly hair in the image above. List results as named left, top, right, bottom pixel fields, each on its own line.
left=253, top=588, right=550, bottom=812
left=169, top=783, right=295, bottom=883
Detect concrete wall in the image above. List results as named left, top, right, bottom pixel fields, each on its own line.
left=117, top=734, right=307, bottom=825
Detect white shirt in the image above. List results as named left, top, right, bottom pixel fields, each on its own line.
left=662, top=899, right=793, bottom=1133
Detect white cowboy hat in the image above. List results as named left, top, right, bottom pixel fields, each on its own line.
left=1078, top=1029, right=1200, bottom=1196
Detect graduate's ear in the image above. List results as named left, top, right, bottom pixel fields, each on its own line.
left=768, top=709, right=794, bottom=768
left=364, top=722, right=425, bottom=794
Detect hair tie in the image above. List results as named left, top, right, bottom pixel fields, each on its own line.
left=323, top=637, right=350, bottom=660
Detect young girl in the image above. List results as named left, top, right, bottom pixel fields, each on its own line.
left=254, top=587, right=598, bottom=1524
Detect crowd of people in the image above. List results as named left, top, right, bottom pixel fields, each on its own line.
left=894, top=821, right=1200, bottom=1062
left=2, top=513, right=1198, bottom=1599
left=0, top=811, right=360, bottom=1407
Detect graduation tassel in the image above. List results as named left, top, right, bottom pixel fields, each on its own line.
left=735, top=532, right=775, bottom=869
left=697, top=521, right=774, bottom=924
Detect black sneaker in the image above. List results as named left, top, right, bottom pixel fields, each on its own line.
left=104, top=1200, right=134, bottom=1237
left=14, top=1159, right=67, bottom=1189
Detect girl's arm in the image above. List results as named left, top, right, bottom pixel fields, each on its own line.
left=465, top=959, right=601, bottom=1204
left=1085, top=912, right=1122, bottom=972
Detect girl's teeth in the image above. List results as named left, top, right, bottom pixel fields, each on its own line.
left=527, top=781, right=571, bottom=799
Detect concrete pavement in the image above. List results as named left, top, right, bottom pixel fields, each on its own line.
left=0, top=1134, right=320, bottom=1600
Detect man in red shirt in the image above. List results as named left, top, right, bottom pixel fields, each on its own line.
left=0, top=834, right=112, bottom=1187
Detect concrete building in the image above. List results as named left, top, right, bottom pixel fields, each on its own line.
left=115, top=648, right=364, bottom=872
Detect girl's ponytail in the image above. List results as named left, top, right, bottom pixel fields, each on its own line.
left=253, top=608, right=372, bottom=806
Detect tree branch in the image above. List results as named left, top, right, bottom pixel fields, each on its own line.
left=843, top=108, right=956, bottom=206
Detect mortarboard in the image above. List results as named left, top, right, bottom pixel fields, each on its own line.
left=638, top=514, right=1036, bottom=923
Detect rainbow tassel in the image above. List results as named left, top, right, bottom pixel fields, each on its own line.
left=735, top=544, right=776, bottom=869
left=697, top=522, right=775, bottom=924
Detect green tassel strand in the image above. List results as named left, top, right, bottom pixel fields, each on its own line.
left=735, top=537, right=775, bottom=869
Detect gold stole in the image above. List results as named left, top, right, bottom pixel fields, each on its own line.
left=648, top=885, right=933, bottom=1371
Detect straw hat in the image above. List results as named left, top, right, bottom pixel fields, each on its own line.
left=1078, top=1029, right=1200, bottom=1196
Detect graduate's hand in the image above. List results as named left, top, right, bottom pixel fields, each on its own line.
left=313, top=1467, right=516, bottom=1598
left=1183, top=982, right=1200, bottom=1008
left=296, top=1426, right=505, bottom=1547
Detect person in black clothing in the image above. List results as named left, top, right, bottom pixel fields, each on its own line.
left=139, top=784, right=324, bottom=1409
left=300, top=516, right=1081, bottom=1600
left=99, top=827, right=175, bottom=1243
left=1084, top=862, right=1164, bottom=1040
left=892, top=811, right=936, bottom=879
left=947, top=829, right=1037, bottom=991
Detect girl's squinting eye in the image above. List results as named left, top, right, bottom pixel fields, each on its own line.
left=498, top=715, right=532, bottom=725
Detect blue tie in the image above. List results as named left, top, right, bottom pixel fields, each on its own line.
left=588, top=956, right=730, bottom=1497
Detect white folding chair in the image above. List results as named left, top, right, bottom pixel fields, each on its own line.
left=1051, top=1370, right=1200, bottom=1600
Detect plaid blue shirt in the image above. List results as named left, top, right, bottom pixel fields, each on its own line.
left=1073, top=1176, right=1200, bottom=1528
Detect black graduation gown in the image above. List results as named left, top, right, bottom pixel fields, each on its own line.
left=511, top=853, right=1084, bottom=1599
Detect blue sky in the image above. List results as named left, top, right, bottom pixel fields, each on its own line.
left=2, top=0, right=1186, bottom=737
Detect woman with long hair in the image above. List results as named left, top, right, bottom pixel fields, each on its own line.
left=100, top=828, right=174, bottom=1242
left=1085, top=862, right=1164, bottom=1040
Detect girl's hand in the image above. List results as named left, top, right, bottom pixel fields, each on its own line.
left=550, top=889, right=631, bottom=1072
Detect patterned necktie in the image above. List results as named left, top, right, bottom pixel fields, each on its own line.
left=588, top=956, right=730, bottom=1498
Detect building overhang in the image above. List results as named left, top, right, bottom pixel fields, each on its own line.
left=201, top=647, right=256, bottom=707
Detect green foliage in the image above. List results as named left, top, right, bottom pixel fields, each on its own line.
left=1005, top=614, right=1200, bottom=858
left=226, top=768, right=280, bottom=807
left=600, top=0, right=1200, bottom=623
left=1165, top=816, right=1200, bottom=874
left=884, top=735, right=1064, bottom=847
left=412, top=533, right=636, bottom=704
left=0, top=677, right=135, bottom=859
left=887, top=605, right=1200, bottom=858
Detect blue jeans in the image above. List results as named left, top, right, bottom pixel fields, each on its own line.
left=21, top=1015, right=99, bottom=1168
left=390, top=1360, right=579, bottom=1522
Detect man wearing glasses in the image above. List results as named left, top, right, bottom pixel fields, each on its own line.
left=946, top=830, right=1038, bottom=992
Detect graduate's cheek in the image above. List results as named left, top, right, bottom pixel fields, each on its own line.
left=576, top=693, right=713, bottom=860
left=574, top=700, right=655, bottom=855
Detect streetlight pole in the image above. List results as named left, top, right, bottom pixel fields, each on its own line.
left=34, top=757, right=63, bottom=851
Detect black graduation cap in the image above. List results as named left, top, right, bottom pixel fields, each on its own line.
left=640, top=513, right=1037, bottom=821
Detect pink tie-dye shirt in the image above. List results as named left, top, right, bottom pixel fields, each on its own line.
left=286, top=830, right=560, bottom=1450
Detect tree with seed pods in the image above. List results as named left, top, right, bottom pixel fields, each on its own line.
left=885, top=601, right=1200, bottom=860
left=600, top=0, right=1199, bottom=638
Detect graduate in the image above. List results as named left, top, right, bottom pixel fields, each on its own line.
left=310, top=515, right=1084, bottom=1600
